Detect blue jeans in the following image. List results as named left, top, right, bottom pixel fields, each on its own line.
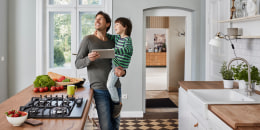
left=107, top=64, right=120, bottom=103
left=93, top=88, right=121, bottom=130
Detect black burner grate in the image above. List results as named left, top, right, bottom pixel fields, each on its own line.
left=20, top=95, right=87, bottom=119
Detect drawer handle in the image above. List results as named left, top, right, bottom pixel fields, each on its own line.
left=194, top=122, right=198, bottom=127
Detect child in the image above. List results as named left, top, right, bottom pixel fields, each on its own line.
left=107, top=17, right=133, bottom=118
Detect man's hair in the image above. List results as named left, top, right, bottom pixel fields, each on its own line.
left=115, top=17, right=132, bottom=36
left=96, top=11, right=111, bottom=32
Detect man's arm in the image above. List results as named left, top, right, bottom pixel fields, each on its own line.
left=75, top=36, right=93, bottom=69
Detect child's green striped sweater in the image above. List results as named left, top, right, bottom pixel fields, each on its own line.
left=107, top=34, right=133, bottom=69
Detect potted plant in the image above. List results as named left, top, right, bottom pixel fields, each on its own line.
left=231, top=62, right=260, bottom=90
left=220, top=61, right=234, bottom=88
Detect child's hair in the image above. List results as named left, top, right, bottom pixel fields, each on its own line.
left=115, top=17, right=132, bottom=36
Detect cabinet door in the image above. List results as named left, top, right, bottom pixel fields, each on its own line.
left=146, top=53, right=150, bottom=66
left=189, top=113, right=207, bottom=130
left=179, top=87, right=189, bottom=130
left=208, top=111, right=232, bottom=130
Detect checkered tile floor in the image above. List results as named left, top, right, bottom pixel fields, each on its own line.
left=84, top=118, right=178, bottom=130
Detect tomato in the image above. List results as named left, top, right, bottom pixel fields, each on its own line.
left=8, top=111, right=14, bottom=115
left=5, top=110, right=27, bottom=117
left=14, top=113, right=20, bottom=117
left=58, top=76, right=65, bottom=82
left=18, top=111, right=23, bottom=115
left=55, top=86, right=61, bottom=91
left=50, top=86, right=56, bottom=92
left=39, top=88, right=44, bottom=92
left=52, top=78, right=58, bottom=82
left=60, top=86, right=64, bottom=90
left=43, top=86, right=49, bottom=92
left=21, top=112, right=27, bottom=116
left=33, top=88, right=39, bottom=92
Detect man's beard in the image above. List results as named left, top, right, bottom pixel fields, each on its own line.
left=95, top=26, right=106, bottom=32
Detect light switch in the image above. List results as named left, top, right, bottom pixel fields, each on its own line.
left=1, top=56, right=4, bottom=61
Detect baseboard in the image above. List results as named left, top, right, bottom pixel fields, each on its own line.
left=121, top=111, right=143, bottom=118
left=90, top=110, right=143, bottom=118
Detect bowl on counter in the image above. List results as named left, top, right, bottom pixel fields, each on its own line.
left=6, top=112, right=28, bottom=126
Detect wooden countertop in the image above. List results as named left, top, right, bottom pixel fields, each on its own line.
left=178, top=81, right=239, bottom=91
left=209, top=104, right=260, bottom=129
left=178, top=81, right=260, bottom=130
left=0, top=85, right=93, bottom=130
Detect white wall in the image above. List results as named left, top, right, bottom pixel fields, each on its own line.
left=5, top=0, right=205, bottom=116
left=113, top=0, right=204, bottom=113
left=0, top=0, right=8, bottom=103
left=8, top=0, right=36, bottom=96
left=206, top=0, right=260, bottom=81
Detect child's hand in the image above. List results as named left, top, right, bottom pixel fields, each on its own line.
left=114, top=66, right=125, bottom=77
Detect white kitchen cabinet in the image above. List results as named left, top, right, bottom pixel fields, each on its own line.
left=179, top=87, right=207, bottom=130
left=208, top=111, right=232, bottom=130
left=178, top=87, right=189, bottom=130
left=179, top=86, right=232, bottom=130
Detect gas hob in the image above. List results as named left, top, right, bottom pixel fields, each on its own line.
left=19, top=95, right=87, bottom=118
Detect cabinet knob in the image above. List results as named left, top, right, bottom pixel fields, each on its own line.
left=194, top=122, right=198, bottom=127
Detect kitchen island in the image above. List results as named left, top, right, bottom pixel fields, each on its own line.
left=0, top=85, right=93, bottom=130
left=179, top=81, right=260, bottom=130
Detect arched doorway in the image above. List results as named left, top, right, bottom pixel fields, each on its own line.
left=143, top=7, right=193, bottom=111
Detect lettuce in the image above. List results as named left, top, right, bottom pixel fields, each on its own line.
left=33, top=75, right=56, bottom=88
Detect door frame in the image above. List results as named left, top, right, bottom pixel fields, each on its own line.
left=143, top=7, right=193, bottom=112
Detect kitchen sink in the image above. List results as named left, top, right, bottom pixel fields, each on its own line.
left=187, top=89, right=260, bottom=119
left=188, top=89, right=257, bottom=104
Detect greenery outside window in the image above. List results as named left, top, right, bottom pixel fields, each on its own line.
left=36, top=0, right=111, bottom=76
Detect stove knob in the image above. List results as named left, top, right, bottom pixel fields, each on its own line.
left=76, top=99, right=83, bottom=107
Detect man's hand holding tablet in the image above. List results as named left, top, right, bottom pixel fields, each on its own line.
left=91, top=49, right=115, bottom=59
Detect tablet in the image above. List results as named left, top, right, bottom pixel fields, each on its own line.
left=92, top=49, right=115, bottom=59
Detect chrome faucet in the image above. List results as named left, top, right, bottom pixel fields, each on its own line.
left=227, top=57, right=253, bottom=96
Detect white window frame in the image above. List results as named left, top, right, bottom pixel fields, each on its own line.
left=36, top=0, right=112, bottom=76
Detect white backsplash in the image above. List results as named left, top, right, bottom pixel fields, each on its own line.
left=206, top=0, right=260, bottom=81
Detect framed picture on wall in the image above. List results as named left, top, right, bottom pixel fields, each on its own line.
left=154, top=34, right=166, bottom=52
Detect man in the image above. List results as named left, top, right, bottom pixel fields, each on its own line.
left=75, top=11, right=125, bottom=130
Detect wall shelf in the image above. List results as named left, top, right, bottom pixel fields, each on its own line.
left=237, top=36, right=260, bottom=39
left=218, top=15, right=260, bottom=23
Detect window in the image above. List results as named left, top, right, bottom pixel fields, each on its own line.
left=36, top=0, right=112, bottom=77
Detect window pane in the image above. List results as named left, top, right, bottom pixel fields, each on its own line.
left=79, top=0, right=102, bottom=5
left=49, top=12, right=71, bottom=68
left=49, top=0, right=72, bottom=5
left=79, top=12, right=96, bottom=41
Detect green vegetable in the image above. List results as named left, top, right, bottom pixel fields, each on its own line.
left=62, top=78, right=70, bottom=82
left=33, top=75, right=56, bottom=89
